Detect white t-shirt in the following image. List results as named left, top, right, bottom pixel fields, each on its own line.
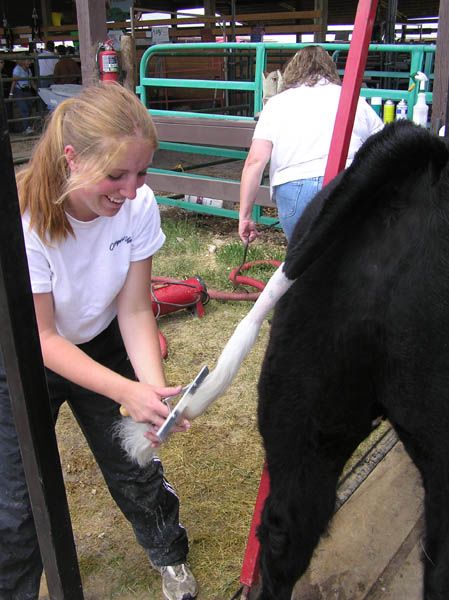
left=12, top=64, right=32, bottom=89
left=38, top=50, right=58, bottom=77
left=253, top=79, right=384, bottom=190
left=22, top=184, right=165, bottom=344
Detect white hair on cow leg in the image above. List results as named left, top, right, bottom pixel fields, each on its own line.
left=115, top=263, right=294, bottom=467
left=184, top=263, right=295, bottom=419
left=114, top=418, right=156, bottom=467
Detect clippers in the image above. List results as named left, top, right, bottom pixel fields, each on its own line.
left=156, top=365, right=209, bottom=442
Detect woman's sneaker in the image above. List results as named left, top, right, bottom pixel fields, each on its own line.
left=158, top=563, right=198, bottom=600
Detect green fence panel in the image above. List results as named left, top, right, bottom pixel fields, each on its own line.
left=138, top=41, right=435, bottom=224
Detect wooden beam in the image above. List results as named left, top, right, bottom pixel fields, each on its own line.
left=100, top=10, right=321, bottom=29
left=431, top=0, right=449, bottom=133
left=133, top=24, right=322, bottom=39
left=148, top=172, right=272, bottom=206
left=0, top=98, right=84, bottom=599
left=75, top=0, right=107, bottom=86
left=153, top=115, right=256, bottom=147
left=239, top=1, right=380, bottom=594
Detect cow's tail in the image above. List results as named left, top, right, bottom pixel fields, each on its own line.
left=114, top=263, right=294, bottom=466
left=183, top=262, right=295, bottom=419
left=114, top=419, right=156, bottom=467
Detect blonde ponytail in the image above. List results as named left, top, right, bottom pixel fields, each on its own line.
left=17, top=83, right=158, bottom=242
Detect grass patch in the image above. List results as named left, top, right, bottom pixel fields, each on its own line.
left=216, top=239, right=284, bottom=268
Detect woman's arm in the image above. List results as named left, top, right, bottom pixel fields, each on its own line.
left=33, top=286, right=180, bottom=431
left=116, top=256, right=165, bottom=386
left=116, top=256, right=189, bottom=436
left=9, top=72, right=17, bottom=96
left=239, top=138, right=273, bottom=243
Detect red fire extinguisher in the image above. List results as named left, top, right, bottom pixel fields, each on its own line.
left=96, top=39, right=120, bottom=83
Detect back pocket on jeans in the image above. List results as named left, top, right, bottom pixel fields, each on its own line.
left=273, top=182, right=303, bottom=219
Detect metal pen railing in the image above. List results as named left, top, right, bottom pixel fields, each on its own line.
left=137, top=42, right=435, bottom=223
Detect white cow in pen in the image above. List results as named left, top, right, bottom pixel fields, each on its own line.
left=262, top=70, right=284, bottom=104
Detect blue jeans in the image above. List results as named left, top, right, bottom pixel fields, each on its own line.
left=12, top=87, right=32, bottom=132
left=273, top=176, right=324, bottom=241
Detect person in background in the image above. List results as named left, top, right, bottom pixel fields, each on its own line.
left=0, top=83, right=198, bottom=600
left=0, top=57, right=13, bottom=120
left=53, top=44, right=81, bottom=84
left=38, top=40, right=58, bottom=88
left=9, top=58, right=36, bottom=134
left=239, top=45, right=384, bottom=243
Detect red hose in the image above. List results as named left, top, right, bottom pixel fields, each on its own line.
left=153, top=260, right=281, bottom=303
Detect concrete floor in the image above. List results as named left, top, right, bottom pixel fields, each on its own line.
left=291, top=441, right=424, bottom=600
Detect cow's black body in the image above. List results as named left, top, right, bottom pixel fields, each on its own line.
left=256, top=121, right=449, bottom=600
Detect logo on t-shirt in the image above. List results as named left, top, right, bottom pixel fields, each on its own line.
left=109, top=235, right=132, bottom=251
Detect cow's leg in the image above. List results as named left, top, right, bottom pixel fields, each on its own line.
left=256, top=412, right=373, bottom=600
left=392, top=422, right=449, bottom=600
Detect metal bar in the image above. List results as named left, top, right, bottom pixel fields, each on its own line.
left=141, top=77, right=256, bottom=91
left=0, top=99, right=84, bottom=598
left=324, top=0, right=379, bottom=184
left=158, top=142, right=247, bottom=159
left=155, top=196, right=278, bottom=226
left=239, top=463, right=271, bottom=588
left=150, top=109, right=254, bottom=121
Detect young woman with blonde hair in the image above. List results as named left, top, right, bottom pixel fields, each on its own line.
left=0, top=82, right=198, bottom=600
left=239, top=45, right=383, bottom=242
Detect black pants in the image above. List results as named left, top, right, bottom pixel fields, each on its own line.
left=0, top=320, right=188, bottom=600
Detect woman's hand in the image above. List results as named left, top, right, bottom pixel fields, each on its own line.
left=239, top=218, right=260, bottom=244
left=120, top=381, right=191, bottom=446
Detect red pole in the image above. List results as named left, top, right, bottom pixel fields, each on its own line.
left=323, top=0, right=379, bottom=185
left=239, top=464, right=270, bottom=590
left=239, top=0, right=379, bottom=594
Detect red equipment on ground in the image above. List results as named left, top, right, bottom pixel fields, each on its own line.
left=151, top=276, right=209, bottom=319
left=96, top=40, right=120, bottom=83
left=151, top=277, right=209, bottom=359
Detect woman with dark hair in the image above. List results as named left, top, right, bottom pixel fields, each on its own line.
left=239, top=45, right=383, bottom=241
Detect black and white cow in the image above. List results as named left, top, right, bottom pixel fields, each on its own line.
left=121, top=120, right=449, bottom=599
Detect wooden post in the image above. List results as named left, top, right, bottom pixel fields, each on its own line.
left=0, top=100, right=84, bottom=599
left=384, top=0, right=398, bottom=43
left=40, top=0, right=50, bottom=30
left=314, top=0, right=328, bottom=43
left=431, top=0, right=449, bottom=133
left=75, top=0, right=107, bottom=86
left=203, top=0, right=216, bottom=16
left=121, top=34, right=136, bottom=93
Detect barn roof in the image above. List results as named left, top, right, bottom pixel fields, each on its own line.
left=3, top=0, right=441, bottom=28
